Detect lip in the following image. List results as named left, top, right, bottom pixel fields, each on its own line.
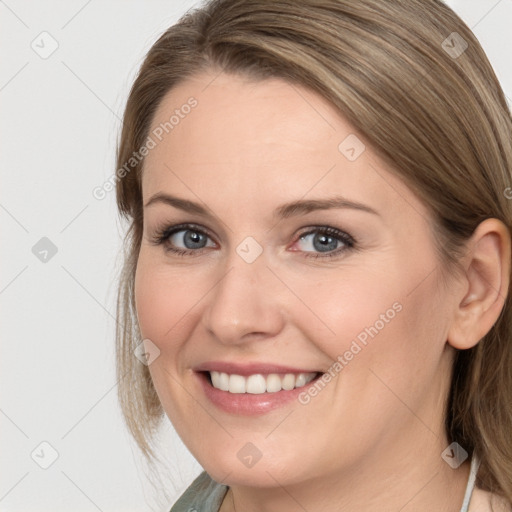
left=193, top=361, right=322, bottom=416
left=193, top=361, right=320, bottom=376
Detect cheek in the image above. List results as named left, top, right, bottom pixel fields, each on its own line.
left=134, top=255, right=207, bottom=346
left=285, top=266, right=405, bottom=360
left=134, top=264, right=169, bottom=342
left=292, top=261, right=447, bottom=393
left=341, top=273, right=450, bottom=415
left=133, top=256, right=206, bottom=417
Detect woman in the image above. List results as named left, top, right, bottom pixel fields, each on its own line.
left=114, top=0, right=512, bottom=510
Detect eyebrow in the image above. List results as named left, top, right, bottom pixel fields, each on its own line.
left=144, top=193, right=379, bottom=218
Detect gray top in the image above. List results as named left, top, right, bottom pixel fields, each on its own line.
left=170, top=454, right=480, bottom=512
left=170, top=471, right=228, bottom=512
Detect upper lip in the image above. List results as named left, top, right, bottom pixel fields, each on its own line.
left=194, top=361, right=321, bottom=376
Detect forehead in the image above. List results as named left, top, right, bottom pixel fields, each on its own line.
left=146, top=71, right=343, bottom=164
left=141, top=71, right=428, bottom=223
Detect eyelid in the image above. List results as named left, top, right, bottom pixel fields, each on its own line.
left=149, top=222, right=217, bottom=246
left=295, top=225, right=354, bottom=244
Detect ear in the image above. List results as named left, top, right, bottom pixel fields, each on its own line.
left=447, top=218, right=511, bottom=350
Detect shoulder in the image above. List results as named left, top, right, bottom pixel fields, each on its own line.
left=469, top=488, right=512, bottom=512
left=169, top=471, right=229, bottom=512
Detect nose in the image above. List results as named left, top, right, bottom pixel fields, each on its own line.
left=201, top=248, right=285, bottom=345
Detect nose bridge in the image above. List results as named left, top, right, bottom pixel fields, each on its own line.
left=201, top=241, right=283, bottom=344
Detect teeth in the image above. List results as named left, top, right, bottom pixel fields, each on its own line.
left=295, top=373, right=307, bottom=387
left=266, top=374, right=282, bottom=392
left=246, top=374, right=267, bottom=394
left=282, top=373, right=296, bottom=390
left=209, top=371, right=318, bottom=394
left=218, top=372, right=229, bottom=391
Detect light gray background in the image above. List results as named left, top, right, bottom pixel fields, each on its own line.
left=1, top=1, right=511, bottom=510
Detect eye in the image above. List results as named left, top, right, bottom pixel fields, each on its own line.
left=292, top=226, right=355, bottom=259
left=150, top=223, right=216, bottom=256
left=150, top=223, right=355, bottom=259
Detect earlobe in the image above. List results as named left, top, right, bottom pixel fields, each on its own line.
left=447, top=218, right=511, bottom=351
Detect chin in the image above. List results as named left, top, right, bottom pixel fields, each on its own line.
left=197, top=448, right=306, bottom=488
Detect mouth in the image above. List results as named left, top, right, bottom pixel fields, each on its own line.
left=203, top=370, right=321, bottom=394
left=193, top=362, right=325, bottom=415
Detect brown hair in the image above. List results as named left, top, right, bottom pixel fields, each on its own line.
left=114, top=0, right=512, bottom=501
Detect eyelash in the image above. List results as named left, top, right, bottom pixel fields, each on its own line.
left=149, top=222, right=356, bottom=259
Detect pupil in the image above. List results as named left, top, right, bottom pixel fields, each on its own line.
left=314, top=234, right=337, bottom=252
left=185, top=231, right=205, bottom=248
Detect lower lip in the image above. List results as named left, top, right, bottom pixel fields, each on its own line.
left=195, top=371, right=320, bottom=416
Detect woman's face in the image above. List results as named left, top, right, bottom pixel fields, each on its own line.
left=135, top=71, right=459, bottom=486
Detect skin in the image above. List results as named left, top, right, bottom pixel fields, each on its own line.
left=134, top=70, right=510, bottom=512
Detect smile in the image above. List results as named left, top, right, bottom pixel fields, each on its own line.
left=194, top=362, right=325, bottom=415
left=208, top=371, right=319, bottom=394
